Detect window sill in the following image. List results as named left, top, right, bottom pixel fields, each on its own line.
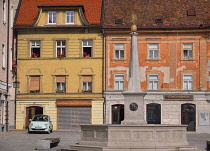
left=113, top=90, right=125, bottom=91
left=180, top=59, right=196, bottom=61
left=30, top=90, right=40, bottom=93
left=145, top=59, right=161, bottom=61
left=56, top=90, right=66, bottom=93
left=112, top=59, right=126, bottom=61
left=44, top=23, right=77, bottom=26
left=82, top=90, right=92, bottom=93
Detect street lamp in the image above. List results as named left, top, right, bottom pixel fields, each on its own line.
left=13, top=81, right=20, bottom=88
left=13, top=80, right=19, bottom=130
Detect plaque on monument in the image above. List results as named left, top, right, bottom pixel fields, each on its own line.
left=129, top=102, right=138, bottom=111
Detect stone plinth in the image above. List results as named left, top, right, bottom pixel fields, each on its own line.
left=70, top=124, right=197, bottom=151
left=121, top=91, right=147, bottom=125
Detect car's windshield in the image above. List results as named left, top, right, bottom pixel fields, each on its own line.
left=32, top=115, right=49, bottom=121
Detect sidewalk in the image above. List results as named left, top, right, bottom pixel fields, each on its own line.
left=0, top=130, right=209, bottom=151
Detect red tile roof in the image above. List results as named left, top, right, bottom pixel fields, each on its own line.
left=102, top=0, right=210, bottom=29
left=15, top=0, right=102, bottom=25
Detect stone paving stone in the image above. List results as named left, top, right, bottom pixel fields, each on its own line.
left=0, top=130, right=209, bottom=151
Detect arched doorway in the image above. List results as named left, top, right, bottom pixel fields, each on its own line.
left=146, top=103, right=161, bottom=124
left=181, top=103, right=196, bottom=131
left=25, top=106, right=43, bottom=129
left=112, top=104, right=124, bottom=124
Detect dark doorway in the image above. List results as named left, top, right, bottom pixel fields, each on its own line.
left=181, top=103, right=196, bottom=131
left=25, top=106, right=43, bottom=129
left=146, top=103, right=161, bottom=124
left=112, top=104, right=124, bottom=124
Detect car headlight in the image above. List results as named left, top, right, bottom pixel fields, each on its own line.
left=29, top=123, right=33, bottom=127
left=44, top=124, right=48, bottom=127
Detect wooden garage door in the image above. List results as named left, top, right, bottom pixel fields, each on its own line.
left=58, top=107, right=91, bottom=129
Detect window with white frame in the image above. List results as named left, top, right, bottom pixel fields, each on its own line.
left=82, top=76, right=92, bottom=93
left=148, top=74, right=158, bottom=90
left=56, top=40, right=66, bottom=58
left=2, top=44, right=6, bottom=68
left=66, top=11, right=74, bottom=24
left=82, top=40, right=92, bottom=57
left=114, top=74, right=124, bottom=90
left=56, top=76, right=66, bottom=93
left=183, top=43, right=193, bottom=59
left=2, top=0, right=6, bottom=24
left=183, top=74, right=193, bottom=90
left=149, top=43, right=158, bottom=59
left=48, top=11, right=56, bottom=24
left=30, top=41, right=40, bottom=58
left=114, top=44, right=124, bottom=59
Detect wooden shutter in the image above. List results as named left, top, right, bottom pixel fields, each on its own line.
left=30, top=76, right=40, bottom=90
left=83, top=76, right=92, bottom=82
left=56, top=76, right=66, bottom=82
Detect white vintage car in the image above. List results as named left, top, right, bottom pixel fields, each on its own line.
left=28, top=115, right=53, bottom=134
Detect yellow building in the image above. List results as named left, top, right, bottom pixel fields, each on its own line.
left=14, top=0, right=103, bottom=130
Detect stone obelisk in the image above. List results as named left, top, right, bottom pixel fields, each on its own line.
left=121, top=25, right=147, bottom=125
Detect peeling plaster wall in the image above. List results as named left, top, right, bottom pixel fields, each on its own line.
left=152, top=66, right=170, bottom=83
left=176, top=65, right=186, bottom=73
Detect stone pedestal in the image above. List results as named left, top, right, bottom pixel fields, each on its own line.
left=121, top=91, right=147, bottom=125
left=70, top=124, right=197, bottom=151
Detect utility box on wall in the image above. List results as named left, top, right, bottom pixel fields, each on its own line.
left=198, top=112, right=210, bottom=133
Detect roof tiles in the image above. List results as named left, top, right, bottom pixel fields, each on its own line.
left=15, top=0, right=102, bottom=25
left=102, top=0, right=210, bottom=29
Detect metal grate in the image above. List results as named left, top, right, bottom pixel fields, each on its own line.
left=58, top=107, right=90, bottom=129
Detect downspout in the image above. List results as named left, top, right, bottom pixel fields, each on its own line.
left=198, top=38, right=201, bottom=91
left=102, top=29, right=106, bottom=124
left=6, top=0, right=11, bottom=132
left=101, top=0, right=106, bottom=124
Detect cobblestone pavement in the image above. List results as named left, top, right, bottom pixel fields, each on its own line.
left=0, top=130, right=209, bottom=151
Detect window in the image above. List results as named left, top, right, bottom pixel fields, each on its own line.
left=56, top=76, right=66, bottom=93
left=114, top=74, right=124, bottom=90
left=2, top=44, right=6, bottom=69
left=82, top=76, right=92, bottom=93
left=2, top=0, right=6, bottom=24
left=115, top=44, right=124, bottom=59
left=30, top=41, right=40, bottom=58
left=149, top=44, right=158, bottom=59
left=66, top=11, right=74, bottom=24
left=56, top=40, right=66, bottom=58
left=48, top=11, right=56, bottom=24
left=30, top=76, right=40, bottom=93
left=183, top=74, right=193, bottom=90
left=82, top=40, right=92, bottom=57
left=183, top=43, right=193, bottom=59
left=148, top=74, right=158, bottom=90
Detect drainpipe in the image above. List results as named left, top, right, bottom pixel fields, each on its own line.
left=6, top=0, right=11, bottom=132
left=102, top=29, right=106, bottom=124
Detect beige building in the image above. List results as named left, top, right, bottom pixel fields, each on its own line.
left=14, top=0, right=104, bottom=130
left=0, top=0, right=19, bottom=133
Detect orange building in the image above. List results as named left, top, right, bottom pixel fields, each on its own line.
left=102, top=0, right=210, bottom=133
